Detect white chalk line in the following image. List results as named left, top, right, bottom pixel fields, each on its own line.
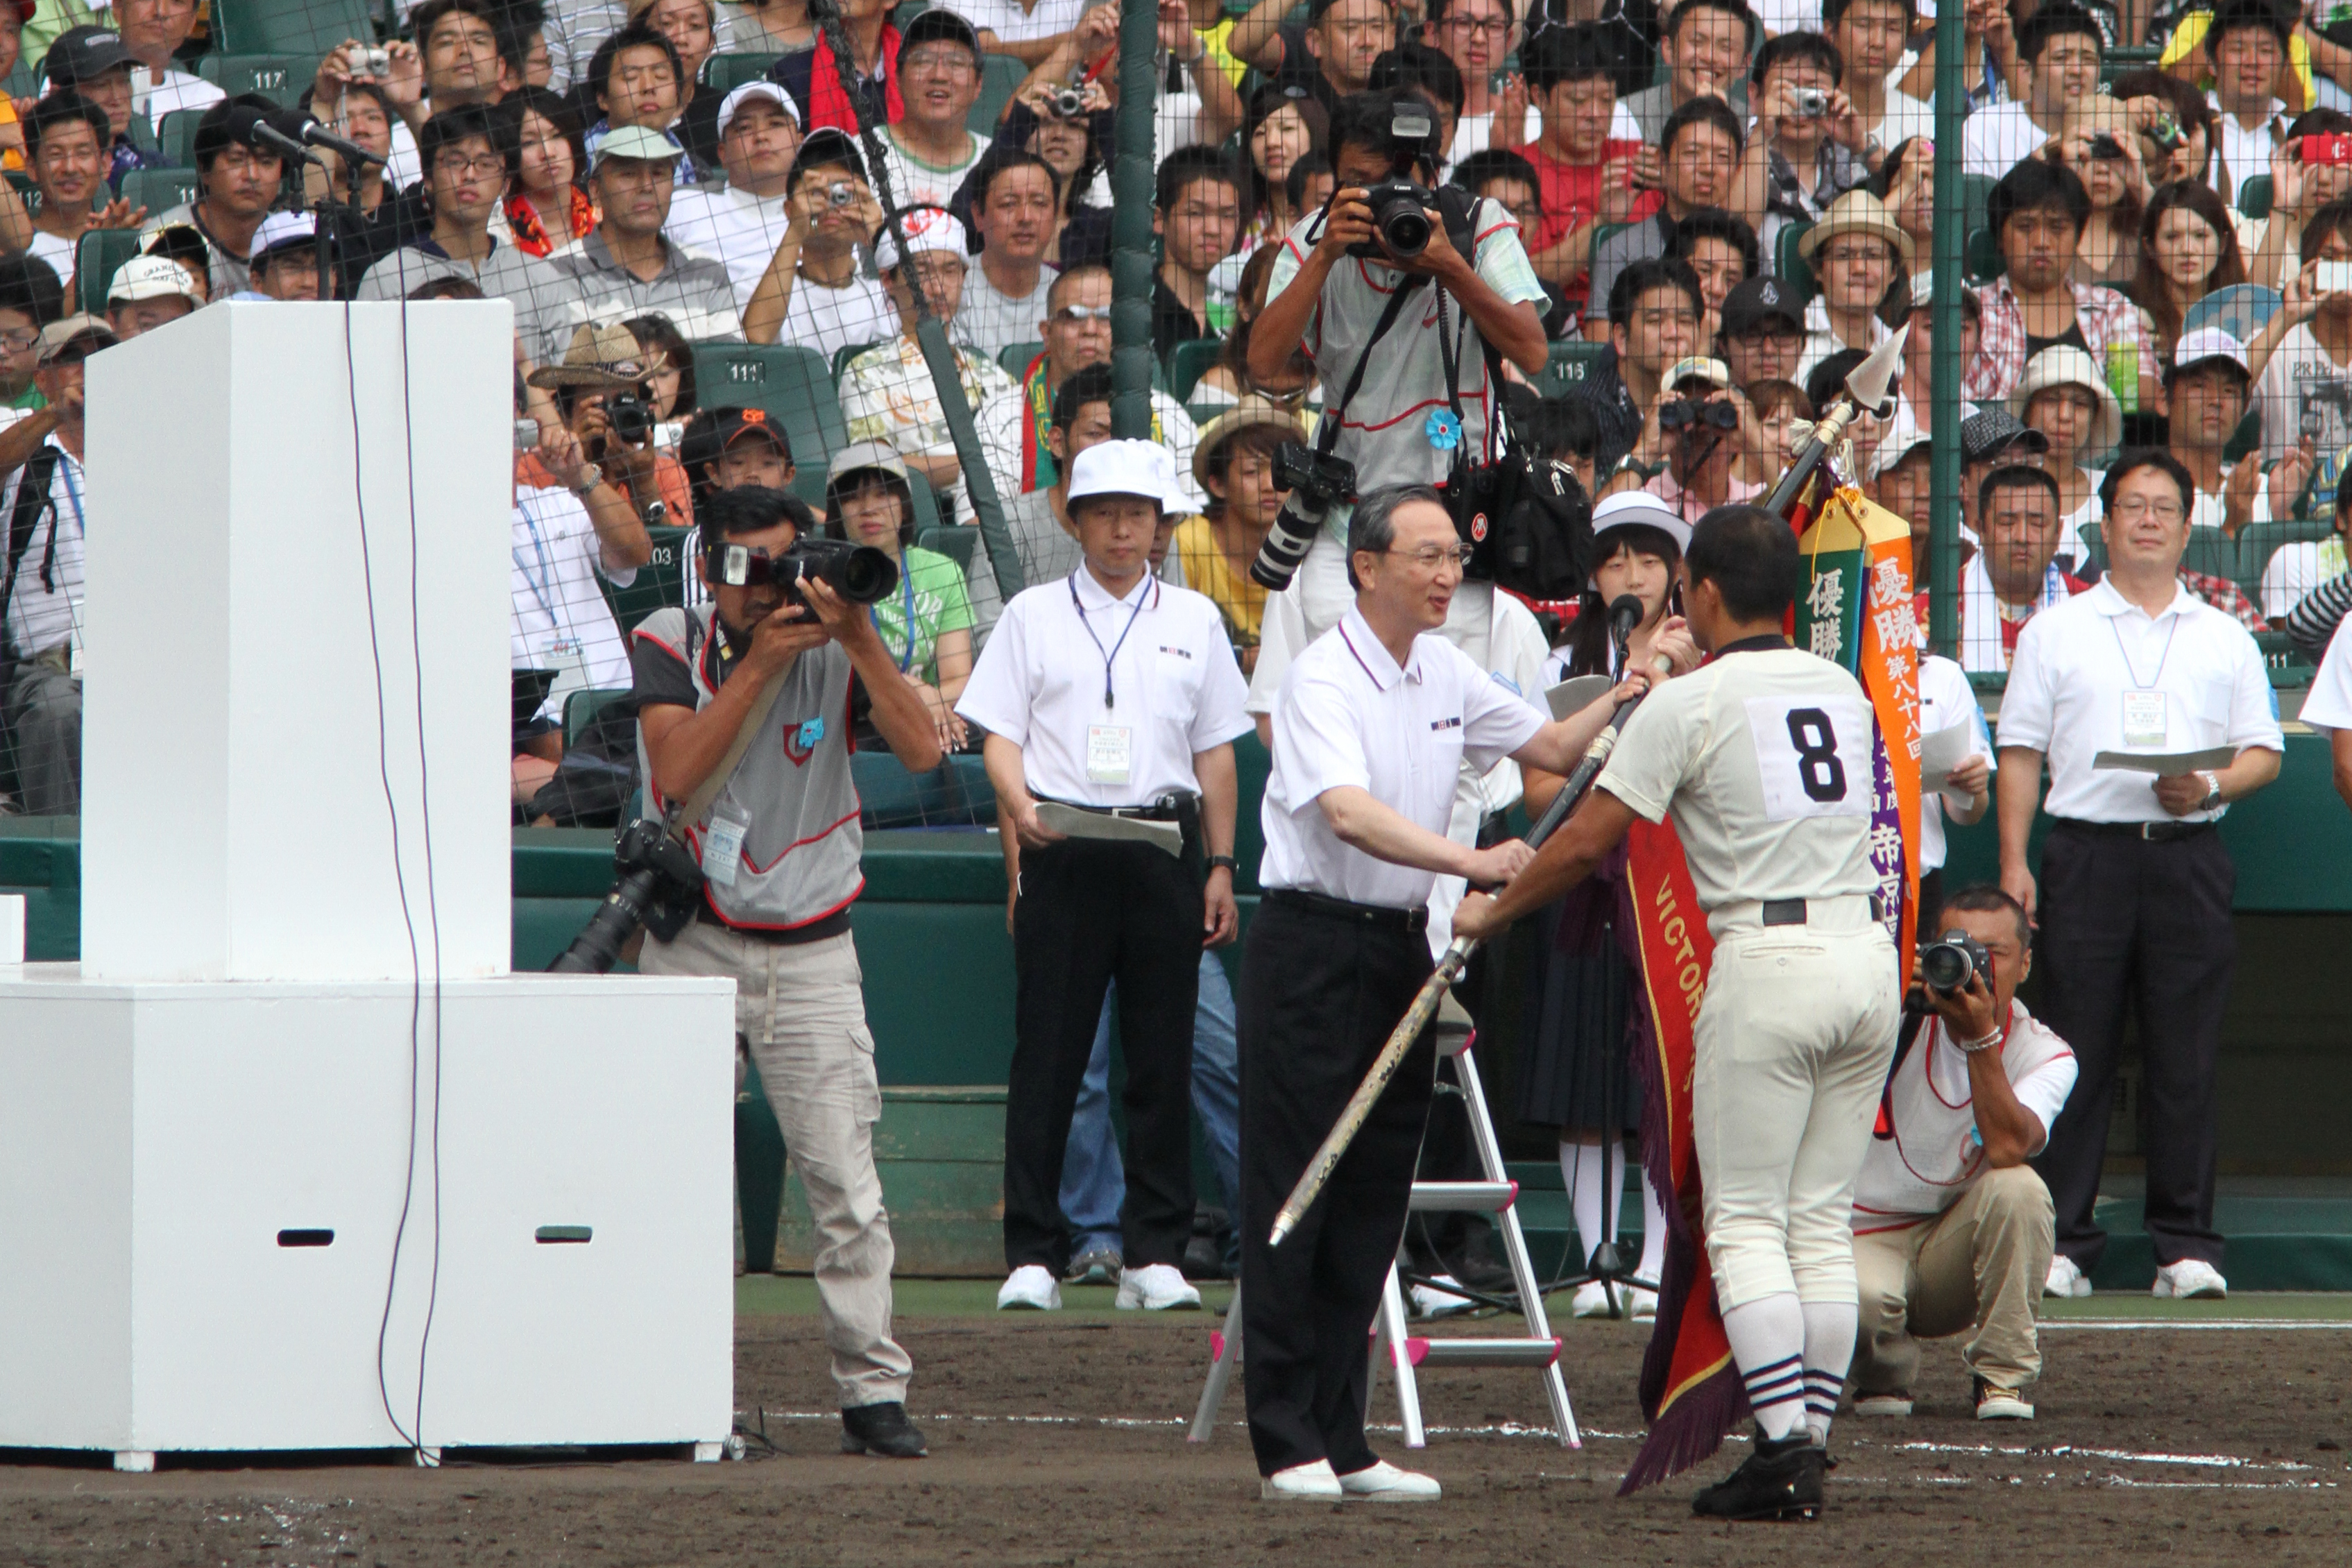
left=2040, top=1318, right=2352, bottom=1331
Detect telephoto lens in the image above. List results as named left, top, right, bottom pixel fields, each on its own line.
left=785, top=536, right=900, bottom=604
left=1249, top=497, right=1324, bottom=590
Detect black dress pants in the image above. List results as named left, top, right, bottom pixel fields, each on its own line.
left=2031, top=821, right=2235, bottom=1271
left=1238, top=896, right=1436, bottom=1478
left=1005, top=837, right=1202, bottom=1272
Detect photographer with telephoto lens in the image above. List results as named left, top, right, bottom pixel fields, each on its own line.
left=625, top=484, right=941, bottom=1458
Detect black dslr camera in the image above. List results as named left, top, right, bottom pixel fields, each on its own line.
left=603, top=390, right=654, bottom=446
left=1343, top=100, right=1443, bottom=259
left=547, top=817, right=707, bottom=973
left=1918, top=928, right=1993, bottom=996
left=1250, top=442, right=1358, bottom=590
left=708, top=537, right=901, bottom=607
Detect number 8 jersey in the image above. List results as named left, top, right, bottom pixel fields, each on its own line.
left=1595, top=639, right=1881, bottom=933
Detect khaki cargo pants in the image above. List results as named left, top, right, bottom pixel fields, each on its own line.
left=1852, top=1164, right=2056, bottom=1395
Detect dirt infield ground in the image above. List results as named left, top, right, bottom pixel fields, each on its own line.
left=3, top=1302, right=2348, bottom=1567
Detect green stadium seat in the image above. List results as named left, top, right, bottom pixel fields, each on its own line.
left=121, top=167, right=198, bottom=216
left=997, top=339, right=1041, bottom=379
left=599, top=523, right=694, bottom=631
left=74, top=228, right=146, bottom=314
left=909, top=471, right=944, bottom=530
left=833, top=338, right=883, bottom=383
left=699, top=51, right=783, bottom=95
left=157, top=108, right=205, bottom=169
left=972, top=53, right=1026, bottom=133
left=563, top=686, right=633, bottom=749
left=2235, top=515, right=2335, bottom=608
left=1535, top=339, right=1607, bottom=400
left=196, top=53, right=309, bottom=101
left=1965, top=225, right=2003, bottom=282
left=917, top=523, right=974, bottom=572
left=1169, top=337, right=1221, bottom=400
left=2240, top=174, right=2273, bottom=221
left=892, top=0, right=932, bottom=25
left=1775, top=219, right=1815, bottom=305
left=210, top=0, right=380, bottom=60
left=692, top=342, right=846, bottom=507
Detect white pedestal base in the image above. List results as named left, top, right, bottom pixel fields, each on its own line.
left=0, top=967, right=735, bottom=1458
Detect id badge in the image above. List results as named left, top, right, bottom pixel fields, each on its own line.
left=540, top=634, right=593, bottom=709
left=702, top=803, right=750, bottom=887
left=2121, top=689, right=2168, bottom=749
left=1086, top=724, right=1134, bottom=785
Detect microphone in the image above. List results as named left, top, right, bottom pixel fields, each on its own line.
left=293, top=114, right=386, bottom=167
left=227, top=103, right=320, bottom=165
left=1607, top=593, right=1644, bottom=648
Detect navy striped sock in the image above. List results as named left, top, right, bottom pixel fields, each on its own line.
left=1803, top=1367, right=1846, bottom=1438
left=1741, top=1352, right=1807, bottom=1427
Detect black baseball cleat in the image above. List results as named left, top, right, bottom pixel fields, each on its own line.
left=1690, top=1429, right=1825, bottom=1521
left=840, top=1401, right=928, bottom=1458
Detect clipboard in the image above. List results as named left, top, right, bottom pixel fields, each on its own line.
left=1034, top=802, right=1184, bottom=857
left=1545, top=674, right=1614, bottom=721
left=2091, top=746, right=2237, bottom=775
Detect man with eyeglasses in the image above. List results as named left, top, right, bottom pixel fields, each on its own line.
left=357, top=105, right=569, bottom=351
left=1793, top=189, right=1905, bottom=387
left=1996, top=447, right=2283, bottom=1306
left=975, top=263, right=1204, bottom=511
left=1961, top=4, right=2101, bottom=180
left=543, top=123, right=743, bottom=352
left=1241, top=483, right=1648, bottom=1502
left=1586, top=98, right=1753, bottom=339
left=871, top=10, right=989, bottom=214
left=1716, top=274, right=1805, bottom=388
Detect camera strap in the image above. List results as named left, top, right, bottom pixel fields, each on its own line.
left=1311, top=274, right=1425, bottom=469
left=665, top=608, right=794, bottom=843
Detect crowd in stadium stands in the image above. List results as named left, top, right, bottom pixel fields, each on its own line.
left=0, top=0, right=2348, bottom=830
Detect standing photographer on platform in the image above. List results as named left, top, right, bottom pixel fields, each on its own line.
left=627, top=485, right=940, bottom=1460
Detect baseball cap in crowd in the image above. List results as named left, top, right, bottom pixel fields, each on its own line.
left=247, top=210, right=316, bottom=263
left=2167, top=325, right=2251, bottom=386
left=717, top=80, right=802, bottom=140
left=1959, top=407, right=2049, bottom=466
left=1870, top=410, right=1932, bottom=480
left=37, top=314, right=117, bottom=363
left=1720, top=276, right=1803, bottom=339
left=900, top=7, right=982, bottom=60
left=1664, top=355, right=1733, bottom=393
left=527, top=321, right=665, bottom=389
left=1589, top=490, right=1692, bottom=555
left=874, top=205, right=971, bottom=273
left=827, top=438, right=910, bottom=491
left=1069, top=438, right=1184, bottom=514
left=1191, top=395, right=1304, bottom=492
left=679, top=404, right=792, bottom=472
left=591, top=124, right=685, bottom=173
left=107, top=253, right=201, bottom=307
left=44, top=24, right=137, bottom=88
left=790, top=127, right=867, bottom=182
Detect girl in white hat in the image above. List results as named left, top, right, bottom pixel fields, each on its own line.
left=2007, top=343, right=2120, bottom=571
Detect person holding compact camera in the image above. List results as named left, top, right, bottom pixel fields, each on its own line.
left=628, top=484, right=941, bottom=1459
left=522, top=322, right=696, bottom=529
left=1848, top=885, right=2077, bottom=1422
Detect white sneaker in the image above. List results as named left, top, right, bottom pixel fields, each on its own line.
left=2045, top=1254, right=2093, bottom=1299
left=1411, top=1274, right=1476, bottom=1319
left=1626, top=1285, right=1659, bottom=1321
left=996, top=1264, right=1061, bottom=1311
left=1853, top=1392, right=1914, bottom=1417
left=2152, top=1259, right=2228, bottom=1299
left=1570, top=1279, right=1617, bottom=1319
left=1337, top=1459, right=1442, bottom=1501
left=1115, top=1262, right=1202, bottom=1311
left=1261, top=1459, right=1343, bottom=1501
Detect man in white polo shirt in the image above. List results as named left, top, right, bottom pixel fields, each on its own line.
left=2303, top=615, right=2352, bottom=812
left=1997, top=448, right=2284, bottom=1304
left=1244, top=484, right=1655, bottom=1505
left=1850, top=885, right=2077, bottom=1424
left=956, top=440, right=1250, bottom=1318
left=1458, top=504, right=1902, bottom=1520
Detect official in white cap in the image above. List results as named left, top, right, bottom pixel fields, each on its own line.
left=956, top=438, right=1252, bottom=1315
left=1240, top=483, right=1675, bottom=1503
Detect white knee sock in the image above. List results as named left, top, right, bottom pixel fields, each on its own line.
left=1720, top=1292, right=1807, bottom=1442
left=1800, top=1299, right=1858, bottom=1444
left=1635, top=1170, right=1667, bottom=1289
left=1560, top=1139, right=1607, bottom=1270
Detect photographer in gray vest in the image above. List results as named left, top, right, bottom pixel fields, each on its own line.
left=628, top=486, right=941, bottom=1459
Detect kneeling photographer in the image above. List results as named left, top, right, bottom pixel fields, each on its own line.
left=624, top=486, right=941, bottom=1458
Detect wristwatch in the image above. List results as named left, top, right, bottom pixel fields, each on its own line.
left=2197, top=769, right=2223, bottom=812
left=568, top=461, right=604, bottom=496
left=1207, top=853, right=1238, bottom=874
left=1612, top=454, right=1663, bottom=483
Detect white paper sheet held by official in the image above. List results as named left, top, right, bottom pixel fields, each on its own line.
left=1034, top=802, right=1185, bottom=856
left=2090, top=745, right=2239, bottom=775
left=1920, top=720, right=1975, bottom=794
left=1545, top=674, right=1615, bottom=722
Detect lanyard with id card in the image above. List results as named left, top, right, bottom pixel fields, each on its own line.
left=2121, top=689, right=2168, bottom=749
left=701, top=801, right=751, bottom=887
left=1086, top=723, right=1133, bottom=785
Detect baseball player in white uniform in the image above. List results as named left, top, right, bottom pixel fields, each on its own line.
left=1455, top=504, right=1902, bottom=1521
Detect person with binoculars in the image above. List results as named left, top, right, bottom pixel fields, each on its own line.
left=625, top=484, right=942, bottom=1462
left=1601, top=354, right=1764, bottom=524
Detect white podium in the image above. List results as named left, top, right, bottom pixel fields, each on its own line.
left=0, top=304, right=737, bottom=1467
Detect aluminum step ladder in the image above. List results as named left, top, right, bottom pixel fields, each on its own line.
left=1188, top=1012, right=1580, bottom=1449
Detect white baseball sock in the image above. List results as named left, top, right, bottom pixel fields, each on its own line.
left=1635, top=1170, right=1667, bottom=1290
left=1721, top=1292, right=1807, bottom=1442
left=1558, top=1139, right=1624, bottom=1273
left=1800, top=1299, right=1858, bottom=1445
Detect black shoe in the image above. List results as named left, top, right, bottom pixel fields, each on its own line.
left=840, top=1401, right=928, bottom=1458
left=1690, top=1429, right=1824, bottom=1521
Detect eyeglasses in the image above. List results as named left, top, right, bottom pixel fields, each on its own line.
left=1383, top=543, right=1473, bottom=569
left=1439, top=14, right=1509, bottom=35
left=0, top=327, right=37, bottom=352
left=903, top=48, right=977, bottom=77
left=2111, top=497, right=2185, bottom=521
left=434, top=153, right=506, bottom=178
left=1052, top=305, right=1112, bottom=324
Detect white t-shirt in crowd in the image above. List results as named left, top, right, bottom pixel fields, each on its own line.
left=2253, top=321, right=2352, bottom=466
left=775, top=268, right=899, bottom=363
left=664, top=184, right=792, bottom=309
left=0, top=438, right=86, bottom=661
left=875, top=127, right=989, bottom=212
left=941, top=0, right=1089, bottom=42
left=1260, top=604, right=1546, bottom=911
left=1850, top=996, right=2078, bottom=1231
left=2300, top=615, right=2352, bottom=732
left=24, top=232, right=74, bottom=293
left=1995, top=577, right=2284, bottom=822
left=956, top=260, right=1057, bottom=358
left=2259, top=537, right=2347, bottom=620
left=511, top=486, right=636, bottom=722
left=2206, top=94, right=2288, bottom=206
left=1916, top=651, right=1994, bottom=872
left=1961, top=101, right=2059, bottom=179
left=1597, top=644, right=1883, bottom=928
left=133, top=65, right=225, bottom=122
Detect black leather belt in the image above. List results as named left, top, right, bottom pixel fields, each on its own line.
left=1762, top=894, right=1888, bottom=927
left=2052, top=817, right=2215, bottom=844
left=1268, top=887, right=1430, bottom=934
